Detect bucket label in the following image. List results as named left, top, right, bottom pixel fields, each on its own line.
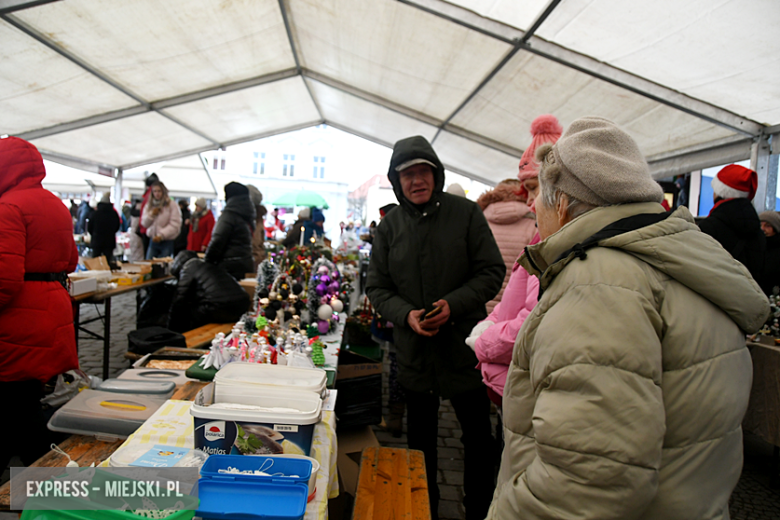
left=274, top=424, right=299, bottom=433
left=203, top=421, right=226, bottom=441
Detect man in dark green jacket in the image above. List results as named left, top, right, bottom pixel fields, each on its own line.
left=366, top=135, right=505, bottom=520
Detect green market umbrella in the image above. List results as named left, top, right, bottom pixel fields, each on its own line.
left=272, top=191, right=330, bottom=209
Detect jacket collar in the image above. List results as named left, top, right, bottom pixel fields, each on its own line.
left=519, top=202, right=665, bottom=289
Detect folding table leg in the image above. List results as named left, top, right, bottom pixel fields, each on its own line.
left=102, top=297, right=112, bottom=380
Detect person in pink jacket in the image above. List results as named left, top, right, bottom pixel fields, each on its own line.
left=466, top=114, right=563, bottom=408
left=477, top=179, right=536, bottom=314
left=141, top=181, right=182, bottom=259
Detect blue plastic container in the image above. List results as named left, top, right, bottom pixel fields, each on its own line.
left=196, top=455, right=312, bottom=520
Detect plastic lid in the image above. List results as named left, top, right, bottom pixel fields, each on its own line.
left=111, top=445, right=208, bottom=468
left=191, top=385, right=322, bottom=426
left=214, top=363, right=327, bottom=397
left=196, top=479, right=308, bottom=520
left=116, top=368, right=193, bottom=386
left=47, top=389, right=167, bottom=440
left=98, top=379, right=176, bottom=396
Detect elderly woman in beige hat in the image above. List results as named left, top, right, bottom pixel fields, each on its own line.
left=488, top=117, right=769, bottom=520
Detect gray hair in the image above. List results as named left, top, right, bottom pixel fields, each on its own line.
left=536, top=143, right=599, bottom=220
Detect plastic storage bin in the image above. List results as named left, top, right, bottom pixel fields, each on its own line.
left=190, top=384, right=321, bottom=456
left=196, top=455, right=310, bottom=520
left=47, top=390, right=167, bottom=441
left=214, top=363, right=327, bottom=399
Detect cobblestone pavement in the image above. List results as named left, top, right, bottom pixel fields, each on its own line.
left=75, top=295, right=780, bottom=520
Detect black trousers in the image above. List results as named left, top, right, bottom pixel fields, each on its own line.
left=0, top=381, right=50, bottom=472
left=404, top=385, right=497, bottom=520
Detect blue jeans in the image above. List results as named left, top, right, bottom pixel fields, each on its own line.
left=146, top=239, right=174, bottom=260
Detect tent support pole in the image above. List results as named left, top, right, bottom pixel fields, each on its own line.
left=752, top=133, right=774, bottom=212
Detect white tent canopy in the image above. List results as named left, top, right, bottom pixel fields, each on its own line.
left=2, top=0, right=778, bottom=193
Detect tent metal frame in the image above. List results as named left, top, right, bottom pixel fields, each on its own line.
left=3, top=0, right=779, bottom=206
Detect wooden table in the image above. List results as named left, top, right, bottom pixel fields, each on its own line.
left=72, top=276, right=174, bottom=379
left=0, top=382, right=206, bottom=511
left=353, top=447, right=430, bottom=520
left=183, top=323, right=234, bottom=349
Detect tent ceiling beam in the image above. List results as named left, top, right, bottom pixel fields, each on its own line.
left=400, top=0, right=763, bottom=138
left=647, top=139, right=753, bottom=180
left=0, top=0, right=59, bottom=15
left=397, top=0, right=519, bottom=43
left=119, top=120, right=323, bottom=170
left=1, top=13, right=149, bottom=107
left=40, top=148, right=117, bottom=177
left=303, top=70, right=441, bottom=127
left=17, top=69, right=300, bottom=141
left=278, top=0, right=323, bottom=122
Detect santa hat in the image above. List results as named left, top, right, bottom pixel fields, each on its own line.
left=517, top=114, right=563, bottom=182
left=711, top=164, right=757, bottom=201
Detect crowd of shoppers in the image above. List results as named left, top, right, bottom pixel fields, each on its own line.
left=5, top=106, right=778, bottom=520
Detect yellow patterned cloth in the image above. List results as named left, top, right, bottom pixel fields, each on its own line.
left=104, top=400, right=339, bottom=520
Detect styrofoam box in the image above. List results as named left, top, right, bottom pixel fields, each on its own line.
left=214, top=363, right=327, bottom=400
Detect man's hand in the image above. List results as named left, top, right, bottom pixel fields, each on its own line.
left=422, top=299, right=450, bottom=330
left=152, top=235, right=163, bottom=243
left=407, top=309, right=437, bottom=337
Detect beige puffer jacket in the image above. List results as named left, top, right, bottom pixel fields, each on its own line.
left=488, top=203, right=769, bottom=520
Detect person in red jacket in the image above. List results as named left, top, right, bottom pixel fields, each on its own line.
left=187, top=197, right=215, bottom=252
left=0, top=136, right=79, bottom=470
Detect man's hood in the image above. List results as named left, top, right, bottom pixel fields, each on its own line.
left=387, top=136, right=445, bottom=210
left=0, top=137, right=45, bottom=197
left=520, top=203, right=770, bottom=333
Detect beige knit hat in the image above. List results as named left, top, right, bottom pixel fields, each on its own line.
left=535, top=116, right=663, bottom=206
left=759, top=211, right=780, bottom=233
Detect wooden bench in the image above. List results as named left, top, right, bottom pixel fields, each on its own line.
left=183, top=323, right=234, bottom=349
left=353, top=447, right=431, bottom=520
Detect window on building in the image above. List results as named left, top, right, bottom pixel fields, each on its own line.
left=283, top=154, right=295, bottom=177
left=220, top=158, right=226, bottom=170
left=213, top=157, right=218, bottom=169
left=252, top=152, right=266, bottom=175
left=313, top=156, right=325, bottom=178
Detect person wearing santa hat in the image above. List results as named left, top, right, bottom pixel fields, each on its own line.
left=699, top=164, right=766, bottom=284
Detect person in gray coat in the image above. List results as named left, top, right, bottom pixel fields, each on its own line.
left=366, top=135, right=505, bottom=520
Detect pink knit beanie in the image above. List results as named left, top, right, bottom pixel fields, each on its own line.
left=517, top=114, right=563, bottom=182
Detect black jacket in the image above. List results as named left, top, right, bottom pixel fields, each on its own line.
left=762, top=233, right=780, bottom=295
left=366, top=136, right=505, bottom=398
left=87, top=202, right=120, bottom=253
left=174, top=206, right=191, bottom=254
left=168, top=257, right=250, bottom=333
left=205, top=194, right=256, bottom=280
left=699, top=198, right=766, bottom=284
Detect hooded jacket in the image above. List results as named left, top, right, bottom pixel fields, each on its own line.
left=699, top=198, right=766, bottom=284
left=205, top=194, right=256, bottom=280
left=168, top=252, right=250, bottom=333
left=489, top=203, right=769, bottom=520
left=366, top=136, right=505, bottom=398
left=87, top=202, right=121, bottom=254
left=481, top=197, right=536, bottom=313
left=0, top=137, right=79, bottom=383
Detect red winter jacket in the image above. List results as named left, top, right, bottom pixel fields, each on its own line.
left=187, top=210, right=215, bottom=252
left=0, top=137, right=79, bottom=383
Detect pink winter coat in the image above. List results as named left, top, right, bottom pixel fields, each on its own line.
left=483, top=200, right=536, bottom=313
left=475, top=232, right=541, bottom=397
